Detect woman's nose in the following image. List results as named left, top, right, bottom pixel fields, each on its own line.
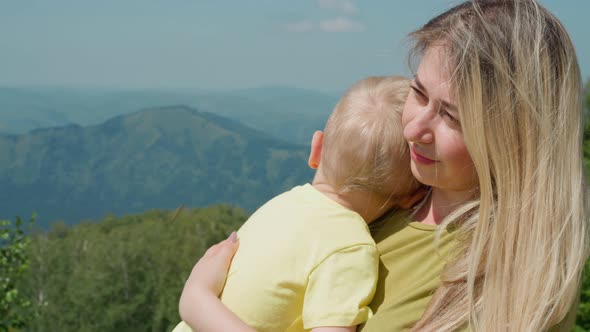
left=403, top=109, right=434, bottom=144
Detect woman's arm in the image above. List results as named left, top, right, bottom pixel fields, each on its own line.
left=178, top=232, right=255, bottom=332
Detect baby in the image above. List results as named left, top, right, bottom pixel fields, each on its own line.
left=174, top=76, right=418, bottom=332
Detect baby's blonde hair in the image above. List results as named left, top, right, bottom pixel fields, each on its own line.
left=321, top=76, right=418, bottom=198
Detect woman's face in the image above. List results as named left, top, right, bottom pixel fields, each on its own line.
left=402, top=46, right=478, bottom=193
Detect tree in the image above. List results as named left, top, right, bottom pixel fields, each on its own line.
left=576, top=79, right=590, bottom=330
left=0, top=215, right=35, bottom=331
left=583, top=80, right=590, bottom=179
left=20, top=205, right=247, bottom=332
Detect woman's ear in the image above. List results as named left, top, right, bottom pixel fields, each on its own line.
left=308, top=131, right=324, bottom=169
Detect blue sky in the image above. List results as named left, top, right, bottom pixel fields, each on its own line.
left=1, top=0, right=588, bottom=92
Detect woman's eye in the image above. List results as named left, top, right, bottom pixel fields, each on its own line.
left=410, top=86, right=427, bottom=102
left=441, top=109, right=461, bottom=125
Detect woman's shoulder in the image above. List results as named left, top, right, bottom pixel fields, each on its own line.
left=370, top=210, right=457, bottom=248
left=369, top=210, right=413, bottom=241
left=361, top=211, right=461, bottom=332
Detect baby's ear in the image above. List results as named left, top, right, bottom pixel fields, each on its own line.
left=308, top=131, right=324, bottom=169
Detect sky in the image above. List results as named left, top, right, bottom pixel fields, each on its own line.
left=1, top=0, right=588, bottom=93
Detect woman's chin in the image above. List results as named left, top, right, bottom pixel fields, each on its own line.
left=410, top=161, right=436, bottom=187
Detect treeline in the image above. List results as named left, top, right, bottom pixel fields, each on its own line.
left=4, top=204, right=590, bottom=332
left=580, top=78, right=590, bottom=330
left=3, top=205, right=247, bottom=332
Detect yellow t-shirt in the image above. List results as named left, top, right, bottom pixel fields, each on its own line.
left=173, top=183, right=379, bottom=332
left=358, top=211, right=579, bottom=332
left=358, top=211, right=459, bottom=332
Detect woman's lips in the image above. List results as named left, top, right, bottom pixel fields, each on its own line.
left=410, top=147, right=437, bottom=165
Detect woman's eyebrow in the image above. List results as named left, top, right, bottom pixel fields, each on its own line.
left=414, top=74, right=458, bottom=112
left=441, top=100, right=458, bottom=113
left=413, top=75, right=427, bottom=93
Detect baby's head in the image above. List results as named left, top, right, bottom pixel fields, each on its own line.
left=318, top=76, right=419, bottom=202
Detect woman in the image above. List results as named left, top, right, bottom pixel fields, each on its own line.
left=179, top=1, right=588, bottom=331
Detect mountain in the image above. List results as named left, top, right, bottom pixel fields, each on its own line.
left=0, top=86, right=338, bottom=144
left=0, top=87, right=75, bottom=133
left=0, top=106, right=314, bottom=228
left=220, top=86, right=339, bottom=144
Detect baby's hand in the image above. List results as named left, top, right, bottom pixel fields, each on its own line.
left=179, top=233, right=257, bottom=332
left=179, top=232, right=239, bottom=314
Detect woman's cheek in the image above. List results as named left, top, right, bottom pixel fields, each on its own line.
left=444, top=134, right=478, bottom=189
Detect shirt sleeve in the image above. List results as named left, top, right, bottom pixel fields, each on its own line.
left=302, top=244, right=379, bottom=329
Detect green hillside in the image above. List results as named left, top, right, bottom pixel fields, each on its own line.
left=0, top=106, right=314, bottom=228
left=9, top=206, right=247, bottom=332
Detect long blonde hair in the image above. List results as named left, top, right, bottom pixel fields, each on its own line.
left=408, top=1, right=589, bottom=331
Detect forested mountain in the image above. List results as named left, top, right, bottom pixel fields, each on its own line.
left=0, top=106, right=314, bottom=228
left=0, top=86, right=337, bottom=144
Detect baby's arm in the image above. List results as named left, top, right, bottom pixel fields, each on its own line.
left=180, top=291, right=255, bottom=332
left=179, top=232, right=255, bottom=332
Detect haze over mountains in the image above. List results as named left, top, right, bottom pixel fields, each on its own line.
left=0, top=103, right=316, bottom=228
left=0, top=86, right=339, bottom=145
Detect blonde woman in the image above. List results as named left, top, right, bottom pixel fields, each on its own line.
left=178, top=1, right=589, bottom=331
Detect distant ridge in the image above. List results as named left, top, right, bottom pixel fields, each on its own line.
left=0, top=105, right=314, bottom=228
left=0, top=86, right=336, bottom=144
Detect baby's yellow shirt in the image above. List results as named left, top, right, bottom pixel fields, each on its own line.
left=173, top=183, right=378, bottom=332
left=222, top=183, right=378, bottom=331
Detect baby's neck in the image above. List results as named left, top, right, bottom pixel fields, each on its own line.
left=311, top=181, right=394, bottom=224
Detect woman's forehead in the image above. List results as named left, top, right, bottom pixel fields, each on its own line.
left=415, top=46, right=455, bottom=103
